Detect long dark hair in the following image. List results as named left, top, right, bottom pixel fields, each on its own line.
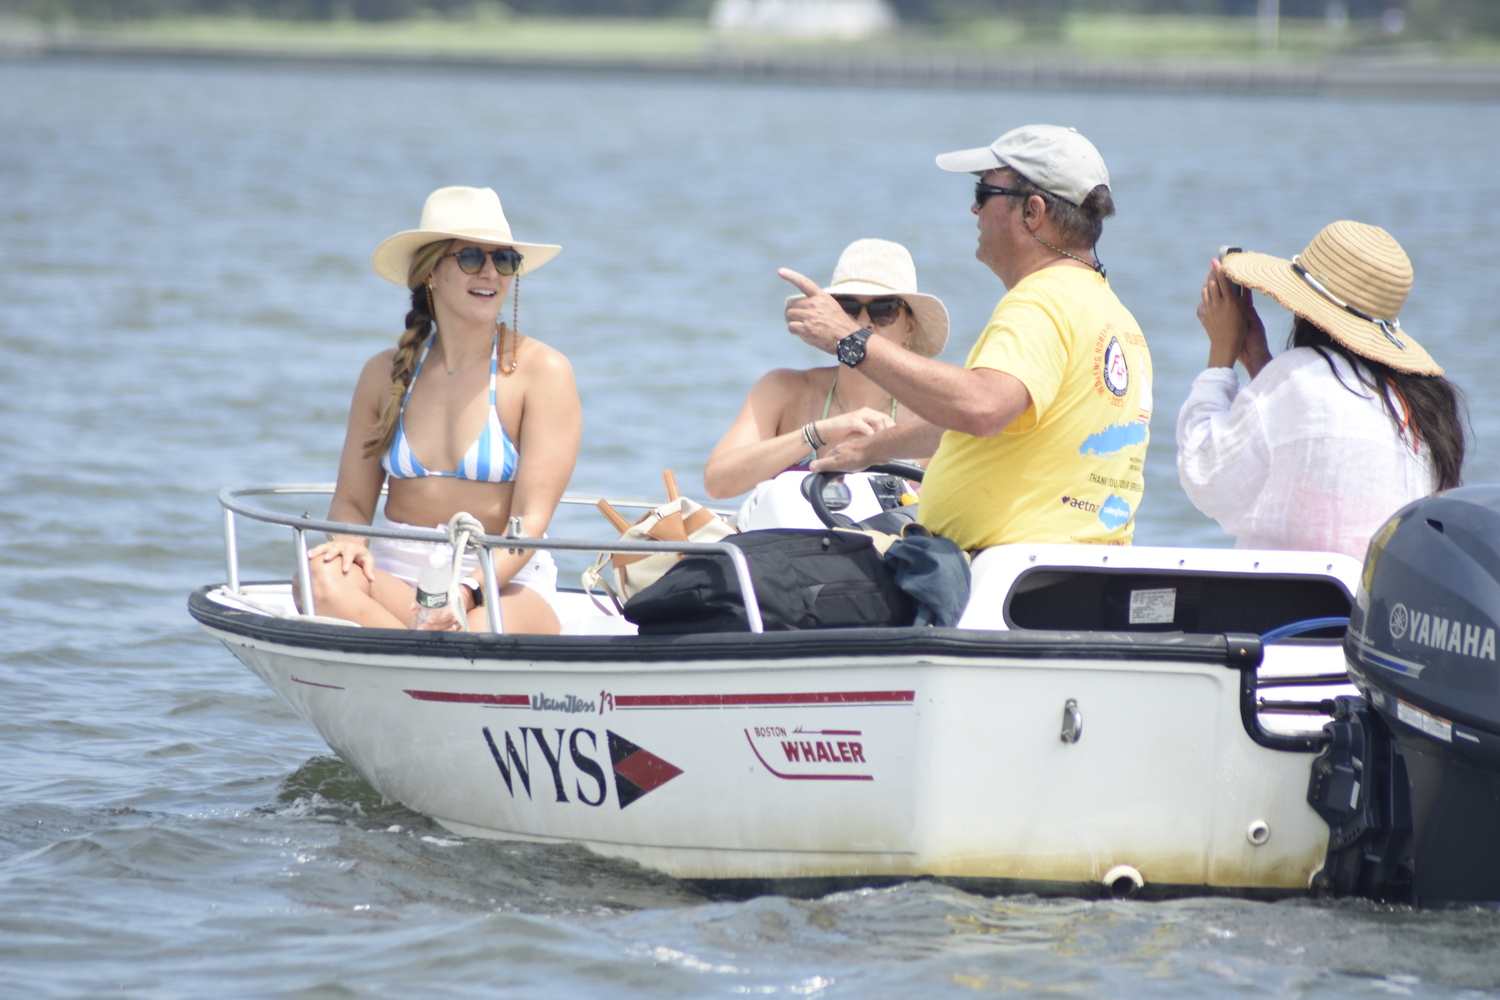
left=1290, top=317, right=1466, bottom=490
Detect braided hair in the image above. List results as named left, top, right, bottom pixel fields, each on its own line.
left=361, top=239, right=452, bottom=458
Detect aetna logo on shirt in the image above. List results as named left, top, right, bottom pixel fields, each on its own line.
left=1059, top=493, right=1133, bottom=531
left=1060, top=495, right=1100, bottom=513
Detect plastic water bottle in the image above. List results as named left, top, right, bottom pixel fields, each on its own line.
left=411, top=549, right=450, bottom=629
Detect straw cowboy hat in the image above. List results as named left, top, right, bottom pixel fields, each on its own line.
left=371, top=186, right=562, bottom=287
left=787, top=239, right=950, bottom=357
left=1222, top=221, right=1441, bottom=376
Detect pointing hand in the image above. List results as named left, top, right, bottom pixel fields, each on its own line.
left=780, top=268, right=863, bottom=354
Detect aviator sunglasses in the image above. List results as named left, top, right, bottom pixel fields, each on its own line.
left=448, top=246, right=525, bottom=276
left=833, top=296, right=908, bottom=327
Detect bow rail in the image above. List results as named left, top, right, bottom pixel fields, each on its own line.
left=216, top=484, right=763, bottom=634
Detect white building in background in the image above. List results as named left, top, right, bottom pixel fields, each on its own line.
left=710, top=0, right=898, bottom=39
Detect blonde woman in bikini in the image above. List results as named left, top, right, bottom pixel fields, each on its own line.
left=304, top=186, right=581, bottom=633
left=704, top=239, right=949, bottom=502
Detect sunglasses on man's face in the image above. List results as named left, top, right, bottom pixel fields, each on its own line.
left=974, top=182, right=1047, bottom=208
left=833, top=296, right=907, bottom=327
left=448, top=246, right=524, bottom=276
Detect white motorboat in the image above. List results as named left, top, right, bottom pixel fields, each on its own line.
left=191, top=473, right=1417, bottom=902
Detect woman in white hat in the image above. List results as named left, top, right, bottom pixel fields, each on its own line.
left=703, top=238, right=949, bottom=500
left=1178, top=220, right=1465, bottom=560
left=304, top=186, right=581, bottom=632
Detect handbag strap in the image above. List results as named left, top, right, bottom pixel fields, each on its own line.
left=581, top=554, right=625, bottom=614
left=597, top=498, right=631, bottom=533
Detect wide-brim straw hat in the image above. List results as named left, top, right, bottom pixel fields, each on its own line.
left=786, top=238, right=950, bottom=358
left=371, top=186, right=562, bottom=287
left=1222, top=221, right=1440, bottom=376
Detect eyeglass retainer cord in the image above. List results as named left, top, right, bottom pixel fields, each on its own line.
left=1028, top=229, right=1105, bottom=279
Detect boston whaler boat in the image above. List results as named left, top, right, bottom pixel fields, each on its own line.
left=188, top=471, right=1500, bottom=906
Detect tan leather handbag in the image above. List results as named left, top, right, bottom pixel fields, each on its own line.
left=583, top=471, right=737, bottom=608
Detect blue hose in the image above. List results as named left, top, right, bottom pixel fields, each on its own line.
left=1261, top=616, right=1351, bottom=644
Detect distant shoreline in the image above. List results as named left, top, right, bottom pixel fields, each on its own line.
left=7, top=25, right=1500, bottom=98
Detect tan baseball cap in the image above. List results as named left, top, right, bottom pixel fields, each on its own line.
left=936, top=124, right=1109, bottom=206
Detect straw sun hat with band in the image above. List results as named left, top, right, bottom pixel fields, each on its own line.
left=785, top=238, right=950, bottom=358
left=1221, top=220, right=1441, bottom=377
left=371, top=186, right=561, bottom=287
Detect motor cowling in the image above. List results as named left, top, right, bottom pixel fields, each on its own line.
left=1345, top=486, right=1500, bottom=905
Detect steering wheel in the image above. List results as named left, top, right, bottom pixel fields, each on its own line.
left=804, top=463, right=926, bottom=529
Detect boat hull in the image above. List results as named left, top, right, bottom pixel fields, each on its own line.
left=194, top=590, right=1330, bottom=896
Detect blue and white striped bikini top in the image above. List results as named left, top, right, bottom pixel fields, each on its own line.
left=382, top=331, right=519, bottom=483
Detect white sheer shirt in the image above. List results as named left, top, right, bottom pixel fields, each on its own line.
left=1176, top=346, right=1434, bottom=561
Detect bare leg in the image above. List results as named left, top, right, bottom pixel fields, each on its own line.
left=465, top=584, right=560, bottom=635
left=302, top=553, right=416, bottom=628
left=303, top=549, right=558, bottom=633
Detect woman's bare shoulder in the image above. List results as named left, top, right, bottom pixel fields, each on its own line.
left=514, top=336, right=575, bottom=381
left=343, top=349, right=399, bottom=417
left=358, top=347, right=397, bottom=374
left=350, top=348, right=397, bottom=390
left=754, top=365, right=834, bottom=395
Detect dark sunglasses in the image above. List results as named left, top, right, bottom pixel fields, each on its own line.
left=974, top=182, right=1049, bottom=208
left=833, top=296, right=907, bottom=327
left=448, top=246, right=524, bottom=276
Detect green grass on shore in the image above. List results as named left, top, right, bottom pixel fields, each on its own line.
left=9, top=11, right=1500, bottom=63
left=956, top=12, right=1499, bottom=60
left=26, top=13, right=715, bottom=58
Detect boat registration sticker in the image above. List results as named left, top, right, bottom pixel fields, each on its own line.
left=1396, top=699, right=1453, bottom=742
left=1129, top=587, right=1176, bottom=625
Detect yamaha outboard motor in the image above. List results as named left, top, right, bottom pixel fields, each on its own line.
left=1345, top=486, right=1500, bottom=906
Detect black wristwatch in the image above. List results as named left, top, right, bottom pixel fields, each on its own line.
left=836, top=327, right=874, bottom=368
left=460, top=578, right=484, bottom=608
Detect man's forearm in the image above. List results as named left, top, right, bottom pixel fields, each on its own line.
left=861, top=419, right=945, bottom=465
left=857, top=336, right=1029, bottom=437
left=780, top=270, right=1025, bottom=435
left=811, top=418, right=945, bottom=473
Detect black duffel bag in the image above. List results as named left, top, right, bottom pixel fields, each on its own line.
left=622, top=528, right=915, bottom=634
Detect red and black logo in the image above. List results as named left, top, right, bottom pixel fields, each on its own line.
left=608, top=731, right=684, bottom=808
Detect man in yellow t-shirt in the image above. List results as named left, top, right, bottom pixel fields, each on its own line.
left=779, top=124, right=1151, bottom=551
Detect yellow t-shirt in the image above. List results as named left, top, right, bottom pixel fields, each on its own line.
left=919, top=266, right=1153, bottom=551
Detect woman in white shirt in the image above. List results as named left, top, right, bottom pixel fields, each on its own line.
left=1176, top=220, right=1464, bottom=561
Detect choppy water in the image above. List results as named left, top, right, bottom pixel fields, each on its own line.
left=4, top=55, right=1500, bottom=998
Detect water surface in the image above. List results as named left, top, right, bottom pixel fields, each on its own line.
left=3, top=57, right=1500, bottom=998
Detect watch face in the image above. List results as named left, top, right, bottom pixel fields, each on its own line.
left=838, top=330, right=868, bottom=367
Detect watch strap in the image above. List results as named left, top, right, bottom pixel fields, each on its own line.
left=460, top=577, right=484, bottom=608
